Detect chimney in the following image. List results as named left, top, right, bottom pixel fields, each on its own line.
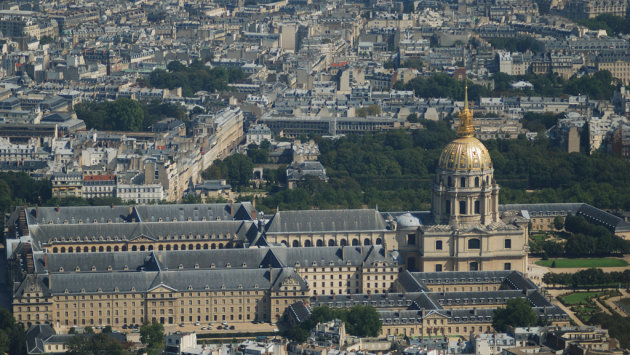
left=44, top=253, right=47, bottom=267
left=56, top=205, right=60, bottom=213
left=230, top=201, right=234, bottom=216
left=111, top=203, right=114, bottom=209
left=35, top=205, right=39, bottom=219
left=269, top=264, right=273, bottom=281
left=473, top=307, right=477, bottom=315
left=252, top=209, right=257, bottom=220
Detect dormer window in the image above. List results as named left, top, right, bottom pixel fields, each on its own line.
left=97, top=288, right=102, bottom=292
left=91, top=266, right=96, bottom=271
left=226, top=263, right=231, bottom=268
left=123, top=265, right=129, bottom=271
left=210, top=263, right=215, bottom=269
left=194, top=264, right=199, bottom=269
left=75, top=266, right=80, bottom=272
left=80, top=288, right=85, bottom=293
left=115, top=287, right=119, bottom=292
left=131, top=287, right=136, bottom=292
left=242, top=263, right=247, bottom=267
left=59, top=267, right=64, bottom=272
left=178, top=264, right=184, bottom=270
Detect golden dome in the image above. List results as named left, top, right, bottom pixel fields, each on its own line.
left=436, top=82, right=492, bottom=171
left=438, top=136, right=492, bottom=171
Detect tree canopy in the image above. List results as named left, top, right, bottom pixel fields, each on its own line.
left=140, top=320, right=164, bottom=355
left=202, top=154, right=254, bottom=189
left=284, top=305, right=382, bottom=342
left=75, top=98, right=188, bottom=132
left=66, top=333, right=130, bottom=355
left=487, top=37, right=544, bottom=53
left=0, top=309, right=26, bottom=355
left=578, top=14, right=630, bottom=36
left=492, top=298, right=538, bottom=332
left=145, top=60, right=245, bottom=97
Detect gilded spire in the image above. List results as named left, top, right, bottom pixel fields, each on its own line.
left=457, top=82, right=474, bottom=138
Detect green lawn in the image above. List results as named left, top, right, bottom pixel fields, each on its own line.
left=560, top=292, right=606, bottom=305
left=536, top=258, right=628, bottom=268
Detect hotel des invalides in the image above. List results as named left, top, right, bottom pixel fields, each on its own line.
left=7, top=94, right=577, bottom=339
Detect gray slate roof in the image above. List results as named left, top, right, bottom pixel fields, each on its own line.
left=265, top=209, right=388, bottom=234
left=29, top=220, right=257, bottom=249
left=41, top=267, right=306, bottom=294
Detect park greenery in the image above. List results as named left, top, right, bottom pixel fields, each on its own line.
left=588, top=313, right=630, bottom=349
left=521, top=112, right=563, bottom=133
left=230, top=126, right=630, bottom=212
left=486, top=37, right=544, bottom=53
left=577, top=14, right=630, bottom=36
left=75, top=98, right=188, bottom=132
left=202, top=154, right=255, bottom=189
left=529, top=215, right=630, bottom=258
left=0, top=309, right=26, bottom=355
left=536, top=258, right=628, bottom=268
left=491, top=298, right=538, bottom=332
left=491, top=70, right=618, bottom=100
left=283, top=305, right=382, bottom=343
left=144, top=60, right=246, bottom=97
left=543, top=268, right=630, bottom=288
left=140, top=320, right=165, bottom=355
left=395, top=70, right=618, bottom=101
left=66, top=332, right=131, bottom=355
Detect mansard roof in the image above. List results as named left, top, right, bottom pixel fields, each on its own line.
left=265, top=209, right=388, bottom=234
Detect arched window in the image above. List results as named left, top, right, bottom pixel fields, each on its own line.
left=352, top=238, right=359, bottom=246
left=460, top=177, right=466, bottom=187
left=316, top=240, right=324, bottom=247
left=106, top=246, right=111, bottom=252
left=474, top=201, right=480, bottom=214
left=140, top=245, right=145, bottom=251
left=436, top=240, right=443, bottom=250
left=447, top=176, right=452, bottom=187
left=196, top=244, right=201, bottom=250
left=114, top=246, right=119, bottom=252
left=210, top=244, right=215, bottom=249
left=99, top=246, right=104, bottom=252
left=148, top=245, right=153, bottom=251
left=158, top=245, right=164, bottom=251
left=68, top=247, right=73, bottom=253
left=84, top=246, right=89, bottom=252
left=328, top=240, right=335, bottom=246
left=132, top=246, right=137, bottom=251
left=475, top=177, right=480, bottom=187
left=469, top=262, right=479, bottom=271
left=375, top=238, right=382, bottom=245
left=340, top=239, right=347, bottom=246
left=459, top=201, right=466, bottom=215
left=281, top=240, right=288, bottom=246
left=218, top=243, right=224, bottom=249
left=364, top=238, right=371, bottom=246
left=504, top=239, right=511, bottom=249
left=203, top=244, right=208, bottom=249
left=165, top=245, right=171, bottom=251
left=292, top=240, right=300, bottom=247
left=468, top=238, right=480, bottom=249
left=173, top=245, right=179, bottom=251
left=304, top=240, right=312, bottom=247
left=53, top=247, right=58, bottom=253
left=91, top=246, right=96, bottom=252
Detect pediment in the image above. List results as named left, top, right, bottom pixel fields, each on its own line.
left=148, top=284, right=177, bottom=293
left=129, top=234, right=156, bottom=242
